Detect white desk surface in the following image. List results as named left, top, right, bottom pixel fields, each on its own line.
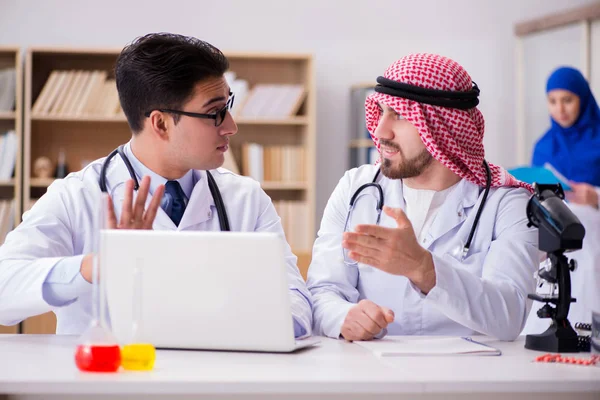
left=0, top=334, right=599, bottom=400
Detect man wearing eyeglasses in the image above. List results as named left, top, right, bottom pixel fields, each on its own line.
left=0, top=33, right=313, bottom=338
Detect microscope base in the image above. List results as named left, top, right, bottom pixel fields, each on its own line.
left=525, top=320, right=579, bottom=353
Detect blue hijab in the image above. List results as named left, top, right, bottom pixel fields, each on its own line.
left=532, top=66, right=600, bottom=186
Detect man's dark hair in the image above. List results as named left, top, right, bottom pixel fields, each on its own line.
left=115, top=33, right=229, bottom=133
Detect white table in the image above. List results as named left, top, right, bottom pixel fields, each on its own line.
left=0, top=334, right=598, bottom=400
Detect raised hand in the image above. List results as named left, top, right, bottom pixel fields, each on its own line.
left=343, top=206, right=436, bottom=293
left=107, top=175, right=165, bottom=230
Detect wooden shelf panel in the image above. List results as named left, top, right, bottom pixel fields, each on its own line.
left=0, top=324, right=18, bottom=334
left=21, top=312, right=56, bottom=334
left=32, top=115, right=127, bottom=123
left=261, top=181, right=307, bottom=190
left=29, top=179, right=308, bottom=191
left=351, top=82, right=375, bottom=90
left=295, top=250, right=312, bottom=281
left=29, top=115, right=308, bottom=126
left=225, top=52, right=311, bottom=61
left=0, top=111, right=15, bottom=120
left=235, top=116, right=308, bottom=126
left=0, top=179, right=15, bottom=187
left=30, top=178, right=55, bottom=188
left=227, top=58, right=308, bottom=87
left=349, top=138, right=375, bottom=148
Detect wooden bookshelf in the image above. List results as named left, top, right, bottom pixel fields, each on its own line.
left=0, top=47, right=22, bottom=334
left=226, top=52, right=315, bottom=275
left=20, top=48, right=316, bottom=332
left=225, top=52, right=315, bottom=279
left=24, top=48, right=127, bottom=213
left=21, top=48, right=127, bottom=334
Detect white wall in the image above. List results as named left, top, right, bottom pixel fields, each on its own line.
left=521, top=23, right=585, bottom=165
left=0, top=0, right=597, bottom=227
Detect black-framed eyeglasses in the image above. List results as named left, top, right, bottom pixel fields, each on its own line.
left=144, top=92, right=235, bottom=127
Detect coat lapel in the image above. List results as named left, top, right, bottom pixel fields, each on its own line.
left=177, top=170, right=214, bottom=231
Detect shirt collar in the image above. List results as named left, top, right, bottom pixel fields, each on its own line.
left=123, top=141, right=195, bottom=199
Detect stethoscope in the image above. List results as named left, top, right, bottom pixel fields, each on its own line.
left=98, top=144, right=231, bottom=231
left=343, top=160, right=492, bottom=265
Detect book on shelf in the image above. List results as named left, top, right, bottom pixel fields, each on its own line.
left=32, top=69, right=121, bottom=117
left=0, top=130, right=17, bottom=180
left=0, top=199, right=15, bottom=245
left=241, top=142, right=263, bottom=182
left=224, top=71, right=249, bottom=117
left=237, top=84, right=306, bottom=118
left=241, top=142, right=306, bottom=183
left=273, top=200, right=311, bottom=252
left=0, top=68, right=16, bottom=111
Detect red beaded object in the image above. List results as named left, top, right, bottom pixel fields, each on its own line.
left=75, top=344, right=121, bottom=372
left=534, top=353, right=598, bottom=367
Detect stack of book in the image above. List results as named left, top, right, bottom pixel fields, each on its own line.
left=273, top=200, right=311, bottom=252
left=32, top=70, right=122, bottom=117
left=241, top=143, right=306, bottom=183
left=235, top=83, right=306, bottom=118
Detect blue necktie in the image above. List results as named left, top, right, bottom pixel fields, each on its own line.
left=164, top=181, right=187, bottom=226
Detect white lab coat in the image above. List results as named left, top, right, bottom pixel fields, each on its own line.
left=307, top=165, right=539, bottom=341
left=0, top=154, right=312, bottom=334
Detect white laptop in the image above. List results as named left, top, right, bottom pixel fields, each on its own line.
left=100, top=230, right=319, bottom=352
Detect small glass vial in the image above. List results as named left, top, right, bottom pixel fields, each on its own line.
left=75, top=193, right=120, bottom=373
left=120, top=258, right=156, bottom=371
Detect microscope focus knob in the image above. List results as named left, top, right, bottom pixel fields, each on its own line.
left=569, top=259, right=577, bottom=272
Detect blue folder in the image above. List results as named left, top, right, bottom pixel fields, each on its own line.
left=508, top=166, right=571, bottom=191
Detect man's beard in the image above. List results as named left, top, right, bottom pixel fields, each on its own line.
left=379, top=141, right=434, bottom=180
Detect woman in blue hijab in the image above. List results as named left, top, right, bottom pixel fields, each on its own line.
left=532, top=66, right=600, bottom=208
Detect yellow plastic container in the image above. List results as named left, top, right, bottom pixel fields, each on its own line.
left=120, top=343, right=156, bottom=371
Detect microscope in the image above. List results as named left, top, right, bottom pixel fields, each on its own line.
left=525, top=183, right=586, bottom=353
